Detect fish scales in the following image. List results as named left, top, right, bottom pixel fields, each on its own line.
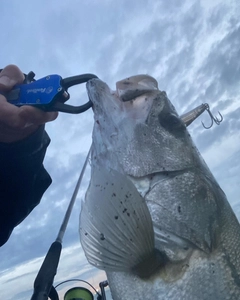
left=79, top=75, right=240, bottom=299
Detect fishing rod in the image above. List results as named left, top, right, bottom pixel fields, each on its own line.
left=30, top=146, right=92, bottom=300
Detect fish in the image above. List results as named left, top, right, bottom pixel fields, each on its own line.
left=79, top=75, right=240, bottom=299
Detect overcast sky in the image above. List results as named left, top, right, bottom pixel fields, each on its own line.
left=0, top=0, right=240, bottom=299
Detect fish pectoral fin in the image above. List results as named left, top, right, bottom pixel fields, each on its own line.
left=79, top=168, right=165, bottom=277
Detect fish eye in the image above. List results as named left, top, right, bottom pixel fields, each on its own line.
left=168, top=114, right=182, bottom=126
left=159, top=113, right=186, bottom=131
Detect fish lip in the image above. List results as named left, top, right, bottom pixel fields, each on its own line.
left=117, top=89, right=151, bottom=102
left=88, top=78, right=127, bottom=107
left=87, top=78, right=117, bottom=100
left=86, top=78, right=123, bottom=118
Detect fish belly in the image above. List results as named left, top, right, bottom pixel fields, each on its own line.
left=107, top=249, right=240, bottom=300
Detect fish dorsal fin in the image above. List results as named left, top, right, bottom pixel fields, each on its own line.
left=79, top=168, right=155, bottom=272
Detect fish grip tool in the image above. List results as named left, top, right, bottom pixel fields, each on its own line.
left=30, top=146, right=92, bottom=300
left=0, top=68, right=98, bottom=114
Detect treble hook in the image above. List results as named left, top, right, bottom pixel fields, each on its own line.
left=201, top=103, right=223, bottom=129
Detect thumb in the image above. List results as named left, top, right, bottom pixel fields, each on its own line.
left=0, top=65, right=25, bottom=91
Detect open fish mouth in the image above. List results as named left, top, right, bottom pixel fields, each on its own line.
left=115, top=74, right=159, bottom=102
left=87, top=74, right=159, bottom=103
left=86, top=75, right=162, bottom=125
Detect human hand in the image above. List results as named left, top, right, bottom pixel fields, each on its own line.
left=0, top=65, right=58, bottom=143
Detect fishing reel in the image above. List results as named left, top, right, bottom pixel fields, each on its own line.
left=49, top=278, right=108, bottom=300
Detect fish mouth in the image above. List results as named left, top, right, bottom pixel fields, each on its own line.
left=115, top=75, right=159, bottom=102
left=87, top=75, right=161, bottom=123
left=87, top=74, right=159, bottom=104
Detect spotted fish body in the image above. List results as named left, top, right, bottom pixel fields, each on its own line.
left=79, top=76, right=240, bottom=299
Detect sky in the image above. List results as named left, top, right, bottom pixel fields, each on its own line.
left=0, top=0, right=239, bottom=299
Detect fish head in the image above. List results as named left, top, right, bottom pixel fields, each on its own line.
left=87, top=75, right=198, bottom=177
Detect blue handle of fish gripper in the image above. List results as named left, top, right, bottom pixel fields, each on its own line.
left=6, top=75, right=64, bottom=110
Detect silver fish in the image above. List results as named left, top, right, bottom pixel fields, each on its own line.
left=79, top=75, right=240, bottom=299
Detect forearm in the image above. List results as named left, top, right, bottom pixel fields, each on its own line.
left=0, top=126, right=52, bottom=246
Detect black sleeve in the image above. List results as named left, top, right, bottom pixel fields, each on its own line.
left=0, top=125, right=52, bottom=246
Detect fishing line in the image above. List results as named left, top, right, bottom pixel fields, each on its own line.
left=56, top=144, right=92, bottom=243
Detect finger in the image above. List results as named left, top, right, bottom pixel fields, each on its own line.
left=0, top=97, right=25, bottom=128
left=0, top=100, right=58, bottom=129
left=0, top=65, right=25, bottom=91
left=18, top=106, right=58, bottom=127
